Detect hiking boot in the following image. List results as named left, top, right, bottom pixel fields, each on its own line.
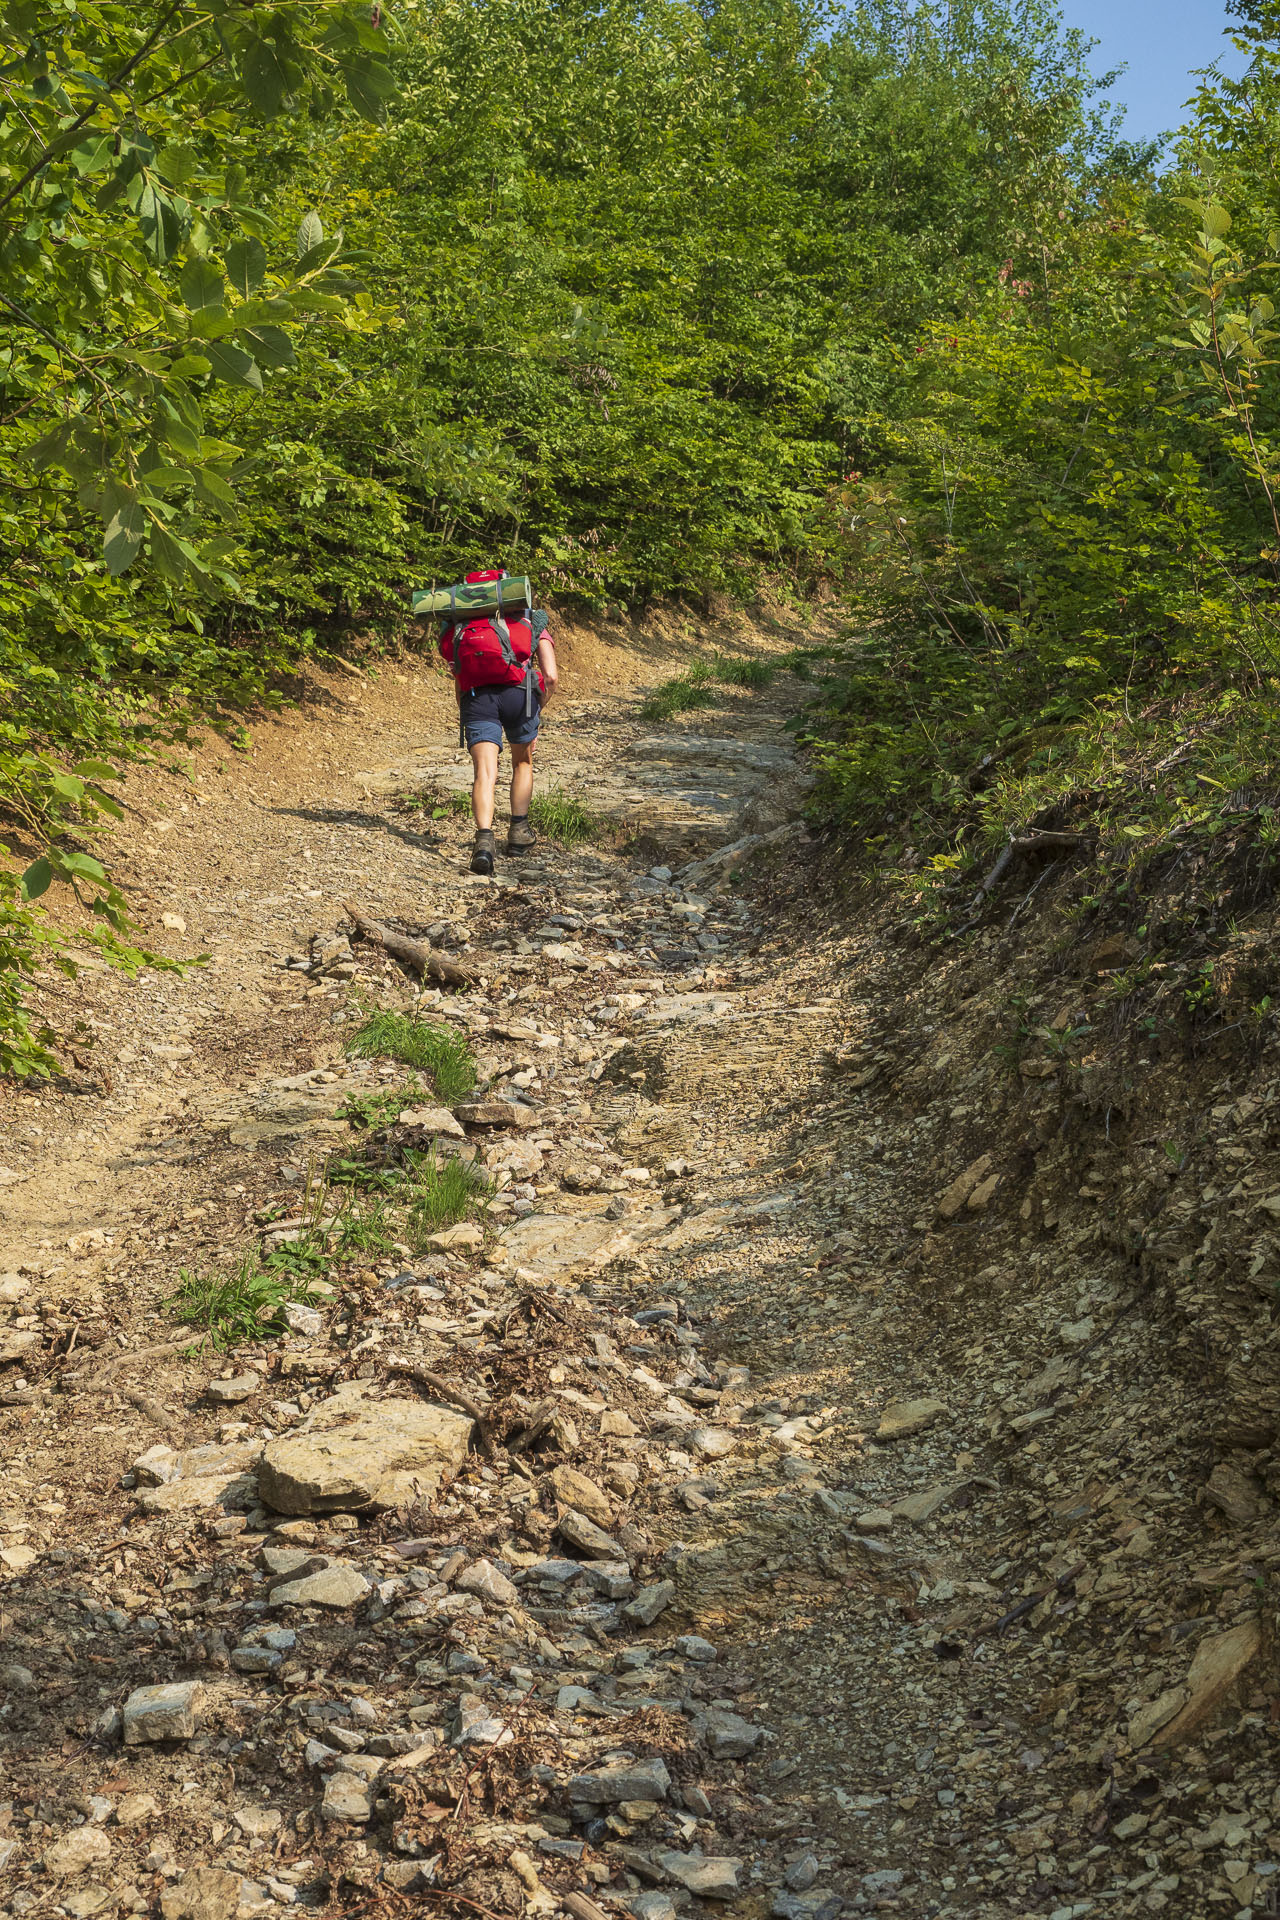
left=507, top=814, right=537, bottom=854
left=470, top=828, right=497, bottom=875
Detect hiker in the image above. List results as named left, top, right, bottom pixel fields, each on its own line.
left=435, top=567, right=558, bottom=875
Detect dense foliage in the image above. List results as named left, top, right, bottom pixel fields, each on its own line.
left=803, top=5, right=1280, bottom=865
left=2, top=0, right=1276, bottom=1069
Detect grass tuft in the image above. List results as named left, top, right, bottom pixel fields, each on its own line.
left=409, top=1155, right=492, bottom=1244
left=349, top=1010, right=476, bottom=1101
left=639, top=652, right=780, bottom=719
left=165, top=1257, right=316, bottom=1350
left=528, top=787, right=600, bottom=846
left=711, top=652, right=775, bottom=689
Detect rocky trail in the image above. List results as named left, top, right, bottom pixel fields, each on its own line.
left=1, top=613, right=1278, bottom=1920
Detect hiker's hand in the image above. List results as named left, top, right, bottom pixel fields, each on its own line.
left=540, top=668, right=557, bottom=709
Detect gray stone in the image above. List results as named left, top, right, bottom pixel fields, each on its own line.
left=785, top=1854, right=820, bottom=1892
left=159, top=1868, right=243, bottom=1920
left=529, top=1557, right=582, bottom=1584
left=628, top=1898, right=679, bottom=1920
left=1, top=1662, right=35, bottom=1689
left=114, top=1793, right=160, bottom=1829
left=132, top=1439, right=262, bottom=1517
left=207, top=1374, right=262, bottom=1405
left=556, top=1685, right=601, bottom=1714
left=122, top=1681, right=203, bottom=1745
left=673, top=1634, right=717, bottom=1663
left=233, top=1807, right=282, bottom=1840
left=258, top=1380, right=471, bottom=1514
left=61, top=1888, right=112, bottom=1918
left=695, top=1706, right=764, bottom=1758
left=283, top=1302, right=324, bottom=1337
left=46, top=1828, right=111, bottom=1878
left=556, top=1508, right=625, bottom=1559
left=875, top=1398, right=946, bottom=1441
left=398, top=1105, right=465, bottom=1138
left=772, top=1895, right=842, bottom=1920
left=568, top=1758, right=671, bottom=1805
left=454, top=1098, right=539, bottom=1130
left=270, top=1562, right=370, bottom=1609
left=453, top=1695, right=511, bottom=1748
left=580, top=1561, right=635, bottom=1600
left=623, top=1580, right=676, bottom=1627
left=320, top=1773, right=372, bottom=1823
left=655, top=1852, right=742, bottom=1900
left=862, top=1869, right=905, bottom=1894
left=454, top=1558, right=518, bottom=1607
left=549, top=1464, right=614, bottom=1526
left=230, top=1645, right=281, bottom=1675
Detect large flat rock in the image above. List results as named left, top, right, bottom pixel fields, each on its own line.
left=499, top=1207, right=678, bottom=1274
left=257, top=1381, right=471, bottom=1514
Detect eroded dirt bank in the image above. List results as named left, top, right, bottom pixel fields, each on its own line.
left=1, top=612, right=1277, bottom=1920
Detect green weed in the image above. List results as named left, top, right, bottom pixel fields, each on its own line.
left=529, top=787, right=599, bottom=846
left=640, top=652, right=780, bottom=720
left=341, top=1081, right=422, bottom=1130
left=349, top=1010, right=476, bottom=1101
left=330, top=1195, right=400, bottom=1256
left=639, top=670, right=719, bottom=721
left=408, top=1156, right=491, bottom=1244
left=711, top=652, right=775, bottom=689
left=166, top=1257, right=318, bottom=1350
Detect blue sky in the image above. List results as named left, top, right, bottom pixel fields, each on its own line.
left=1058, top=0, right=1251, bottom=142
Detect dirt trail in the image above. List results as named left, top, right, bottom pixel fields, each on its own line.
left=1, top=612, right=1277, bottom=1920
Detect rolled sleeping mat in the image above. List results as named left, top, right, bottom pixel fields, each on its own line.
left=411, top=576, right=533, bottom=618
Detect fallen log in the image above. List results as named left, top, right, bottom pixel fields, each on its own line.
left=344, top=902, right=479, bottom=989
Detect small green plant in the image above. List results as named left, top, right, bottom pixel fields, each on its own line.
left=639, top=652, right=778, bottom=721
left=711, top=652, right=775, bottom=689
left=408, top=1155, right=491, bottom=1244
left=331, top=1195, right=399, bottom=1256
left=640, top=667, right=719, bottom=721
left=166, top=1256, right=319, bottom=1350
left=341, top=1081, right=423, bottom=1130
left=349, top=1010, right=477, bottom=1101
left=529, top=787, right=599, bottom=846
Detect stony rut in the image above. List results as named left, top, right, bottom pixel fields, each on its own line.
left=0, top=632, right=1274, bottom=1920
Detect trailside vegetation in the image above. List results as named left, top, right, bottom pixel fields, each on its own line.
left=4, top=0, right=1280, bottom=1069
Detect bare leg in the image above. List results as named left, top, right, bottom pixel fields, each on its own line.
left=470, top=741, right=499, bottom=830
left=509, top=742, right=535, bottom=818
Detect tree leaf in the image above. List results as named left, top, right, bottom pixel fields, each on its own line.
left=149, top=523, right=194, bottom=583
left=297, top=209, right=324, bottom=256
left=102, top=492, right=145, bottom=576
left=237, top=323, right=295, bottom=369
left=193, top=467, right=240, bottom=517
left=180, top=255, right=225, bottom=313
left=72, top=760, right=120, bottom=782
left=344, top=58, right=396, bottom=121
left=134, top=178, right=187, bottom=262
left=242, top=33, right=294, bottom=118
left=71, top=133, right=116, bottom=175
left=225, top=235, right=267, bottom=297
left=19, top=858, right=53, bottom=902
left=204, top=340, right=263, bottom=391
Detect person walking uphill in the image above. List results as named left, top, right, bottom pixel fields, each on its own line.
left=414, top=568, right=558, bottom=876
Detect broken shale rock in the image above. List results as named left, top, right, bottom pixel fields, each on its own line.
left=257, top=1380, right=471, bottom=1513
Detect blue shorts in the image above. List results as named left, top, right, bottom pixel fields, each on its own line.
left=462, top=682, right=541, bottom=750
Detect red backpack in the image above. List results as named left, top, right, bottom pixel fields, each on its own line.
left=442, top=569, right=539, bottom=697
